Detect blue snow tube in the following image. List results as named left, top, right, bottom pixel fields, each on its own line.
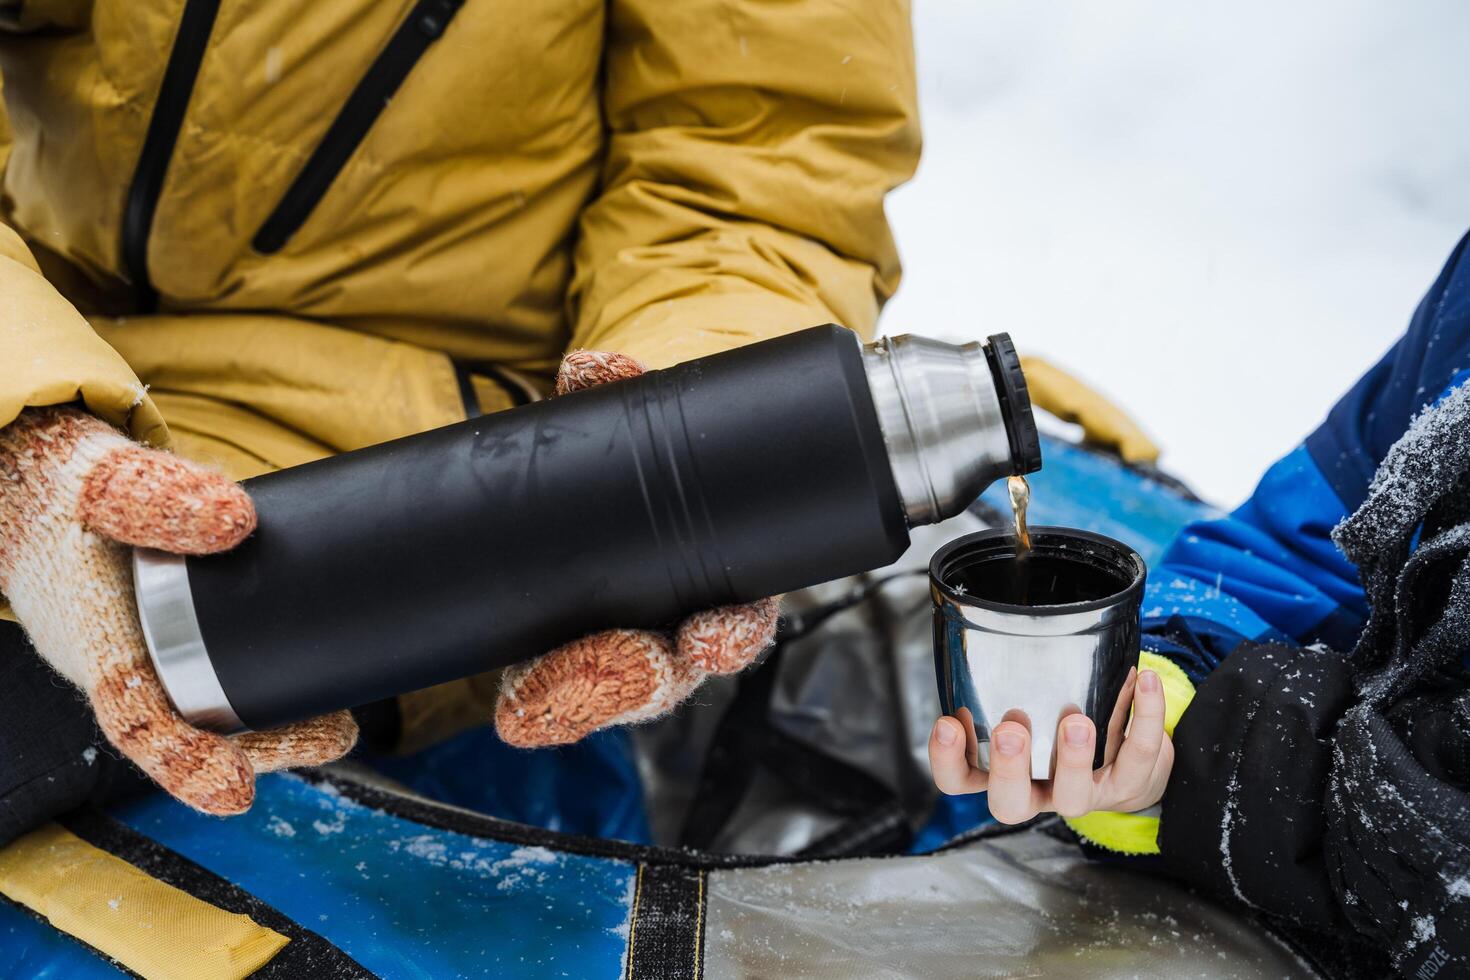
left=0, top=436, right=1220, bottom=979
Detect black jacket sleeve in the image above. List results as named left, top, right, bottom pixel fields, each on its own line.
left=1158, top=639, right=1470, bottom=979
left=0, top=621, right=153, bottom=846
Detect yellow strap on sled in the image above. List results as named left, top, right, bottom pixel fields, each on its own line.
left=1020, top=356, right=1161, bottom=465
left=0, top=823, right=288, bottom=979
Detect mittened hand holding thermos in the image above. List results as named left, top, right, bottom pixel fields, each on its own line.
left=134, top=325, right=1044, bottom=733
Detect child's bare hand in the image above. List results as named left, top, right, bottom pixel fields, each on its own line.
left=927, top=666, right=1173, bottom=825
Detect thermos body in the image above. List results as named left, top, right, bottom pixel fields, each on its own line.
left=136, top=325, right=1040, bottom=732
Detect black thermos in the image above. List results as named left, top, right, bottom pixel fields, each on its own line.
left=134, top=325, right=1041, bottom=732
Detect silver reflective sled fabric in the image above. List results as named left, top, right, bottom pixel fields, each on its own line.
left=702, top=826, right=1317, bottom=979
left=633, top=517, right=975, bottom=855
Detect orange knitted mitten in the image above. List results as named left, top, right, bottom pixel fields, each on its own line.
left=495, top=351, right=780, bottom=748
left=0, top=407, right=357, bottom=815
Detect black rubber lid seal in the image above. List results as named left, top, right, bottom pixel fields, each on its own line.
left=984, top=333, right=1042, bottom=475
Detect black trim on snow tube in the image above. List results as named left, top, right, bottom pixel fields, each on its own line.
left=301, top=767, right=1034, bottom=872
left=622, top=864, right=707, bottom=980
left=307, top=768, right=776, bottom=870
left=59, top=809, right=376, bottom=979
left=251, top=0, right=467, bottom=254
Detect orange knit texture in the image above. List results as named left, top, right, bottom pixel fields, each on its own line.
left=496, top=630, right=675, bottom=746
left=493, top=350, right=781, bottom=748
left=80, top=446, right=256, bottom=554
left=0, top=407, right=357, bottom=816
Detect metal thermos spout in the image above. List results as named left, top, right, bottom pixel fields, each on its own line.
left=860, top=332, right=1041, bottom=526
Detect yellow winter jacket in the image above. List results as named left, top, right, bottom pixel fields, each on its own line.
left=0, top=0, right=918, bottom=453
left=0, top=0, right=919, bottom=742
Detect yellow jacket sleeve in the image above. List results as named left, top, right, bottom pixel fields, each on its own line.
left=0, top=224, right=165, bottom=621
left=0, top=222, right=165, bottom=444
left=0, top=58, right=158, bottom=440
left=569, top=0, right=921, bottom=368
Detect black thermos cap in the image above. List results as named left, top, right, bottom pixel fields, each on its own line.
left=985, top=332, right=1043, bottom=476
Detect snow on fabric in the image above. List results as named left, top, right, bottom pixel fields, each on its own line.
left=108, top=774, right=637, bottom=979
left=885, top=0, right=1470, bottom=505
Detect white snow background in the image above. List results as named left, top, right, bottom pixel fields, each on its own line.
left=881, top=0, right=1470, bottom=505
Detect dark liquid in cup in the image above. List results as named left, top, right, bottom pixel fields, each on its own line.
left=945, top=552, right=1123, bottom=607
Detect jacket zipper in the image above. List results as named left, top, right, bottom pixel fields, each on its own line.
left=252, top=0, right=466, bottom=254
left=121, top=0, right=222, bottom=311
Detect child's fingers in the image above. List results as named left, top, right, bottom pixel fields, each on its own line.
left=1101, top=666, right=1137, bottom=766
left=1105, top=669, right=1167, bottom=799
left=985, top=721, right=1039, bottom=824
left=929, top=717, right=987, bottom=795
left=1049, top=714, right=1098, bottom=818
left=1148, top=738, right=1176, bottom=794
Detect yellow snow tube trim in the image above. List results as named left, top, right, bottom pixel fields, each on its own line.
left=1063, top=651, right=1194, bottom=856
left=0, top=823, right=288, bottom=979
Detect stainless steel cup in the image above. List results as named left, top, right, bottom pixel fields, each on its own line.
left=931, top=527, right=1145, bottom=779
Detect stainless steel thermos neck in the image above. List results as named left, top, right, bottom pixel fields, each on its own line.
left=134, top=325, right=1041, bottom=732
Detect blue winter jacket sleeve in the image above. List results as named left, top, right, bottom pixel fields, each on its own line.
left=1143, top=231, right=1470, bottom=682
left=1067, top=231, right=1470, bottom=857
